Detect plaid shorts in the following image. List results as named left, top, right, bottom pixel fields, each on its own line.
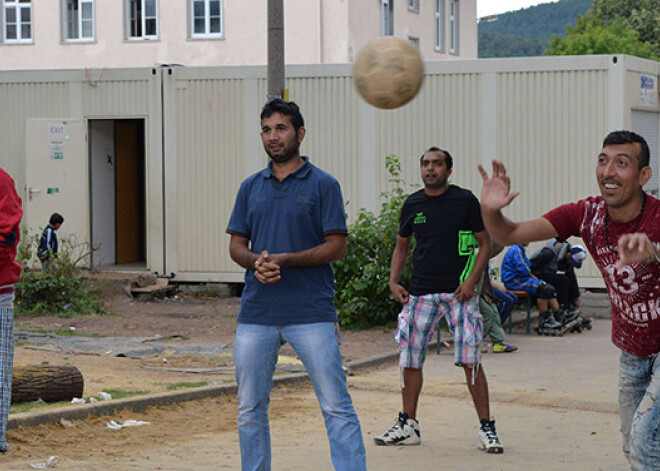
left=395, top=293, right=482, bottom=369
left=0, top=291, right=14, bottom=452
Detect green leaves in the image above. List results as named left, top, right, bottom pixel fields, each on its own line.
left=544, top=15, right=657, bottom=59
left=15, top=229, right=104, bottom=317
left=589, top=0, right=660, bottom=55
left=333, top=154, right=414, bottom=330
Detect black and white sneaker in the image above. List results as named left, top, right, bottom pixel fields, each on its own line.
left=478, top=419, right=504, bottom=453
left=374, top=412, right=421, bottom=446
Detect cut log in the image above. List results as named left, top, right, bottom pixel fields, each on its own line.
left=11, top=365, right=84, bottom=404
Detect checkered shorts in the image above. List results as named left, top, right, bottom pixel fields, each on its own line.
left=395, top=293, right=482, bottom=369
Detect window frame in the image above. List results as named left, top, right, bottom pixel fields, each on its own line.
left=434, top=0, right=444, bottom=52
left=407, top=0, right=419, bottom=13
left=449, top=0, right=459, bottom=55
left=3, top=0, right=32, bottom=44
left=381, top=0, right=393, bottom=36
left=189, top=0, right=223, bottom=40
left=62, top=0, right=95, bottom=43
left=125, top=0, right=159, bottom=41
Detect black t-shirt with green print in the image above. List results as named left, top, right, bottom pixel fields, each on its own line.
left=399, top=185, right=485, bottom=295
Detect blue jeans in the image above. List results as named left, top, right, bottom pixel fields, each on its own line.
left=493, top=287, right=516, bottom=324
left=233, top=322, right=366, bottom=471
left=618, top=350, right=660, bottom=470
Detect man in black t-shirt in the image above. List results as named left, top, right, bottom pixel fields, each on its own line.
left=374, top=147, right=504, bottom=454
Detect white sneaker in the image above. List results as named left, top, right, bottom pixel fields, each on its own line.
left=479, top=419, right=504, bottom=453
left=374, top=412, right=421, bottom=446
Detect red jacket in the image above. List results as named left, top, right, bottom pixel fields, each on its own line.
left=0, top=167, right=22, bottom=288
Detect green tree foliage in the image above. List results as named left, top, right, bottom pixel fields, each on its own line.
left=479, top=0, right=593, bottom=40
left=479, top=31, right=549, bottom=58
left=478, top=0, right=593, bottom=57
left=15, top=229, right=104, bottom=316
left=588, top=0, right=660, bottom=55
left=544, top=15, right=657, bottom=59
left=333, top=155, right=414, bottom=330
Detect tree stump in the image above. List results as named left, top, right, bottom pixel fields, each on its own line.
left=11, top=365, right=84, bottom=404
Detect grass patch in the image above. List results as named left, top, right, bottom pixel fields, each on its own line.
left=10, top=400, right=70, bottom=414
left=14, top=324, right=105, bottom=338
left=166, top=382, right=209, bottom=391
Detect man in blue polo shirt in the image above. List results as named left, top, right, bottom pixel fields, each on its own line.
left=226, top=99, right=366, bottom=471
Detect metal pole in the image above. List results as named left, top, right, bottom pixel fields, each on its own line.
left=267, top=0, right=285, bottom=100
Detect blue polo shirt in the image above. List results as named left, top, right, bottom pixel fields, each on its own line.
left=226, top=157, right=347, bottom=325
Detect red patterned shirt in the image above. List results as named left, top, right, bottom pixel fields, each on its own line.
left=544, top=194, right=660, bottom=358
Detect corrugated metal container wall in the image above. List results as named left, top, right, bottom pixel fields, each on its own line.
left=0, top=78, right=69, bottom=187
left=174, top=77, right=248, bottom=273
left=376, top=72, right=483, bottom=199
left=494, top=69, right=610, bottom=283
left=286, top=74, right=363, bottom=221
left=82, top=79, right=152, bottom=117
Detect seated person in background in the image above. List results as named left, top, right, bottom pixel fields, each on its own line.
left=491, top=281, right=517, bottom=325
left=501, top=244, right=563, bottom=334
left=477, top=267, right=518, bottom=353
left=476, top=241, right=517, bottom=353
left=529, top=239, right=588, bottom=324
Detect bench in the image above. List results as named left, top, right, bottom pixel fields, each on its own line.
left=508, top=290, right=533, bottom=334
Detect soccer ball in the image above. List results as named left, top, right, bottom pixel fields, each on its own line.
left=353, top=37, right=425, bottom=110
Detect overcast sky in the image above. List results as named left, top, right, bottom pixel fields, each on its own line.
left=478, top=0, right=557, bottom=18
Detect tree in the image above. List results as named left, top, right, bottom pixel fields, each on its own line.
left=479, top=31, right=549, bottom=58
left=588, top=0, right=660, bottom=55
left=544, top=15, right=657, bottom=59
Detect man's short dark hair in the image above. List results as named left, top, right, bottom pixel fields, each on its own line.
left=603, top=130, right=650, bottom=169
left=49, top=213, right=64, bottom=225
left=420, top=146, right=453, bottom=170
left=260, top=99, right=305, bottom=133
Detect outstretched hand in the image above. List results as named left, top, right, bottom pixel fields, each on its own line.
left=615, top=233, right=655, bottom=269
left=477, top=160, right=520, bottom=212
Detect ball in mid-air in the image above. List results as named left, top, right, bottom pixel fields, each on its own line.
left=353, top=36, right=425, bottom=110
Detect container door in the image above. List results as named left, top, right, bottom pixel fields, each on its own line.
left=24, top=119, right=89, bottom=265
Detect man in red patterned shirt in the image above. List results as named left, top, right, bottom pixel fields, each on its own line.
left=479, top=130, right=660, bottom=471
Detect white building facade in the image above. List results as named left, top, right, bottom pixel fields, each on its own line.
left=0, top=0, right=477, bottom=70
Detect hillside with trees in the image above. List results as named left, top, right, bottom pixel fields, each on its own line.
left=479, top=0, right=593, bottom=58
left=544, top=0, right=659, bottom=59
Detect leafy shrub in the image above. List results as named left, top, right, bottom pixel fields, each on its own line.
left=334, top=155, right=415, bottom=329
left=14, top=229, right=104, bottom=317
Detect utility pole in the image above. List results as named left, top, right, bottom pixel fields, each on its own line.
left=267, top=0, right=285, bottom=100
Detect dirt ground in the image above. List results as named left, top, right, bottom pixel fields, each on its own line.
left=3, top=278, right=628, bottom=470
left=13, top=278, right=397, bottom=399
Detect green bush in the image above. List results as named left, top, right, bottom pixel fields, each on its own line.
left=334, top=155, right=415, bottom=329
left=14, top=229, right=104, bottom=317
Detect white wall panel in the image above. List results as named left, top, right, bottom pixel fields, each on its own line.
left=173, top=76, right=247, bottom=273
left=2, top=56, right=659, bottom=286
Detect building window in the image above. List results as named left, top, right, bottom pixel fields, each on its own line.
left=408, top=0, right=419, bottom=12
left=434, top=0, right=444, bottom=52
left=408, top=36, right=419, bottom=49
left=381, top=0, right=393, bottom=36
left=3, top=0, right=32, bottom=44
left=449, top=0, right=459, bottom=54
left=63, top=0, right=94, bottom=42
left=126, top=0, right=158, bottom=40
left=189, top=0, right=222, bottom=39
